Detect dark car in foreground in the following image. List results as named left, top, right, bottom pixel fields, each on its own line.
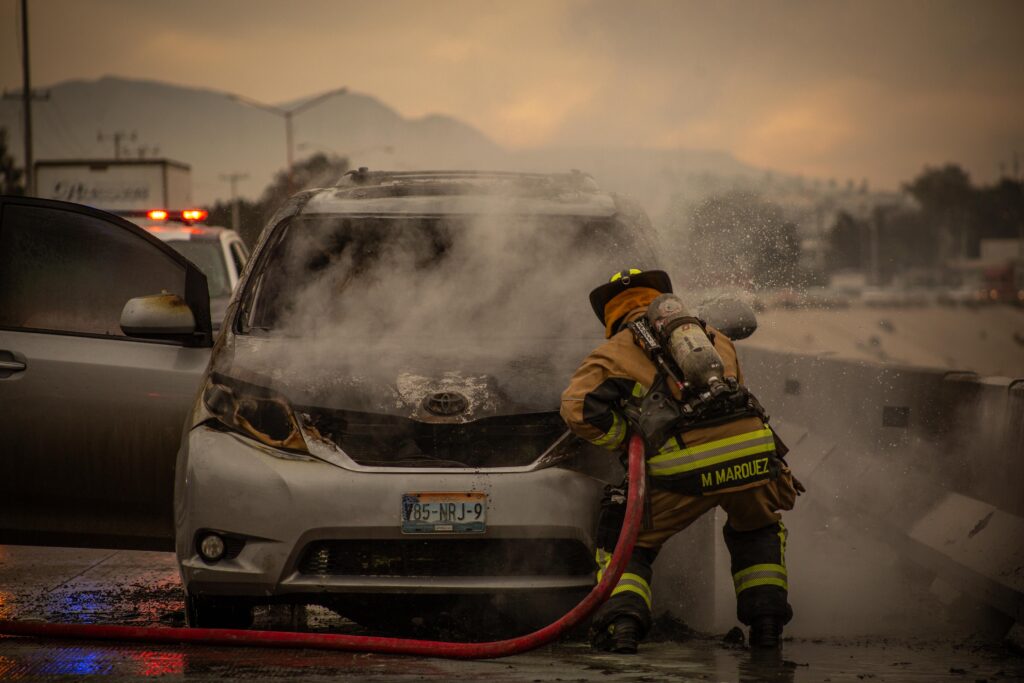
left=0, top=195, right=214, bottom=549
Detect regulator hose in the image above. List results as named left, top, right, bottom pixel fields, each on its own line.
left=0, top=435, right=647, bottom=659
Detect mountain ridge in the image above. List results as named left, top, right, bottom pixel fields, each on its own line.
left=0, top=75, right=763, bottom=211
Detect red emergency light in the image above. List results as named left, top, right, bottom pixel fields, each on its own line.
left=146, top=209, right=169, bottom=221
left=182, top=209, right=208, bottom=222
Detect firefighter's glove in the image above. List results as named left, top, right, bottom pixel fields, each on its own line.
left=793, top=476, right=807, bottom=496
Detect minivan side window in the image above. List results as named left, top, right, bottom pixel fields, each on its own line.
left=0, top=203, right=187, bottom=338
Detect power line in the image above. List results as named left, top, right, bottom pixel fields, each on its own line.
left=96, top=130, right=136, bottom=159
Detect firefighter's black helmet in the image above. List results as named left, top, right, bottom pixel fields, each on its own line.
left=589, top=268, right=673, bottom=325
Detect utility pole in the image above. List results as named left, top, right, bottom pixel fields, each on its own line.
left=97, top=130, right=137, bottom=160
left=226, top=86, right=347, bottom=193
left=0, top=0, right=49, bottom=194
left=19, top=0, right=31, bottom=192
left=220, top=172, right=249, bottom=231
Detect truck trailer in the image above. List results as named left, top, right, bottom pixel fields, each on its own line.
left=33, top=158, right=192, bottom=212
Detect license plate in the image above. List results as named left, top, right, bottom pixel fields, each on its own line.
left=401, top=492, right=486, bottom=534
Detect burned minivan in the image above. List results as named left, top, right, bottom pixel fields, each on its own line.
left=175, top=170, right=661, bottom=629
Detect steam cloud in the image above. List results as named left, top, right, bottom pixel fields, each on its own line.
left=230, top=192, right=658, bottom=411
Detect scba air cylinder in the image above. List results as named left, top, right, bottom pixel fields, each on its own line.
left=646, top=294, right=728, bottom=398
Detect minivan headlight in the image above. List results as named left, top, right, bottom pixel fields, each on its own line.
left=202, top=377, right=309, bottom=453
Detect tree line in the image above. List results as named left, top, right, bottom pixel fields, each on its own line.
left=205, top=153, right=350, bottom=246
left=670, top=164, right=1022, bottom=290
left=828, top=165, right=1023, bottom=281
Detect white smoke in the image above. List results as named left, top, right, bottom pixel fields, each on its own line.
left=242, top=195, right=657, bottom=392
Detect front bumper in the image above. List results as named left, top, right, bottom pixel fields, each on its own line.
left=176, top=426, right=606, bottom=598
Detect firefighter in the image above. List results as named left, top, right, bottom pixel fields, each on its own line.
left=560, top=268, right=801, bottom=653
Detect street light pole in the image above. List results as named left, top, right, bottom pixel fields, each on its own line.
left=226, top=87, right=347, bottom=194
left=220, top=172, right=249, bottom=232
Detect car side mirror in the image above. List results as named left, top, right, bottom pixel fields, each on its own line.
left=697, top=296, right=758, bottom=340
left=120, top=292, right=197, bottom=340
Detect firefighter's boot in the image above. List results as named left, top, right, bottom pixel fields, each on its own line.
left=723, top=521, right=793, bottom=648
left=589, top=546, right=656, bottom=653
left=748, top=615, right=783, bottom=649
left=608, top=615, right=641, bottom=654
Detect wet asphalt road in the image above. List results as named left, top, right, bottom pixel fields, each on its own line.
left=1, top=545, right=1022, bottom=682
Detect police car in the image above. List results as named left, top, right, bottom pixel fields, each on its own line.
left=123, top=209, right=249, bottom=330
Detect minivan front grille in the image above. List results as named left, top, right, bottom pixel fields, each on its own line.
left=301, top=409, right=567, bottom=468
left=297, top=539, right=594, bottom=577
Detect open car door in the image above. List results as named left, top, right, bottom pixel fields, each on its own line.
left=0, top=196, right=213, bottom=550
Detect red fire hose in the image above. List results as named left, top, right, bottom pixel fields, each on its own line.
left=0, top=435, right=646, bottom=659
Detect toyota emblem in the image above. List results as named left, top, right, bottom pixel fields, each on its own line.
left=423, top=391, right=469, bottom=416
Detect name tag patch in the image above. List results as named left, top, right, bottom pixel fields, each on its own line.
left=700, top=456, right=772, bottom=491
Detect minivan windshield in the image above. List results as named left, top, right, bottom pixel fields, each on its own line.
left=245, top=214, right=654, bottom=341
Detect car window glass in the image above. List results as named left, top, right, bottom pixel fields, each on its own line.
left=165, top=240, right=231, bottom=298
left=0, top=203, right=187, bottom=337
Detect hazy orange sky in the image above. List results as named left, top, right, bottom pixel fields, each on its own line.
left=2, top=0, right=1023, bottom=188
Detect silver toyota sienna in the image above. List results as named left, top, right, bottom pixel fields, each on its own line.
left=175, top=170, right=660, bottom=629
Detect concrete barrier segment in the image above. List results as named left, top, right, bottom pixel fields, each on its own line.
left=738, top=346, right=1024, bottom=515
left=909, top=493, right=1024, bottom=622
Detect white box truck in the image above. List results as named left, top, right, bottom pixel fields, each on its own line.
left=34, top=159, right=192, bottom=212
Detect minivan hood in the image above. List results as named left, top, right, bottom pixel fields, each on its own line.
left=219, top=334, right=598, bottom=421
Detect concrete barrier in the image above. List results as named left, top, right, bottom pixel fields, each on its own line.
left=738, top=347, right=1024, bottom=516
left=652, top=347, right=1024, bottom=635
left=651, top=347, right=1022, bottom=633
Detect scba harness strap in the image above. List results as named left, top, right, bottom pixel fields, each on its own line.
left=624, top=370, right=784, bottom=497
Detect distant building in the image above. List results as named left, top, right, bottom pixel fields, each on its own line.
left=980, top=238, right=1023, bottom=265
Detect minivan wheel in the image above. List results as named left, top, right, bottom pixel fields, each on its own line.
left=185, top=594, right=254, bottom=629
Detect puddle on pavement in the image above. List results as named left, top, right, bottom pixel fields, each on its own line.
left=2, top=546, right=1023, bottom=681
left=3, top=633, right=1022, bottom=682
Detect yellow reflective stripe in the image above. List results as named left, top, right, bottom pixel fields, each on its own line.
left=590, top=412, right=626, bottom=449
left=733, top=563, right=788, bottom=595
left=596, top=552, right=652, bottom=608
left=631, top=382, right=645, bottom=398
left=611, top=584, right=652, bottom=609
left=733, top=563, right=787, bottom=581
left=648, top=428, right=775, bottom=476
left=590, top=413, right=621, bottom=445
left=735, top=577, right=788, bottom=593
left=651, top=442, right=775, bottom=476
left=778, top=522, right=788, bottom=568
left=595, top=548, right=611, bottom=582
left=659, top=436, right=680, bottom=454
left=620, top=572, right=651, bottom=595
left=618, top=573, right=651, bottom=610
left=610, top=268, right=642, bottom=283
left=653, top=428, right=773, bottom=459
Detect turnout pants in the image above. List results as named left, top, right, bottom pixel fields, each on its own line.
left=592, top=468, right=798, bottom=640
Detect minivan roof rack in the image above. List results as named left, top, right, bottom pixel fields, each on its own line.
left=338, top=168, right=599, bottom=191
